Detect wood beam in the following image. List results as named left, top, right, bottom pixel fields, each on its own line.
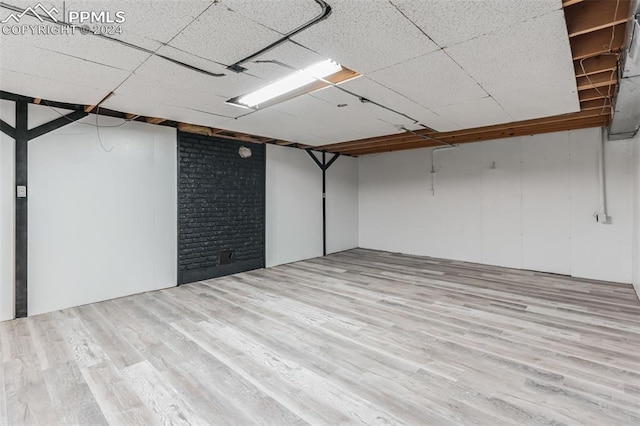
left=574, top=54, right=618, bottom=77
left=570, top=24, right=626, bottom=60
left=565, top=0, right=630, bottom=37
left=336, top=111, right=609, bottom=154
left=324, top=110, right=606, bottom=153
left=176, top=123, right=275, bottom=144
left=177, top=123, right=221, bottom=137
left=579, top=85, right=614, bottom=102
left=347, top=116, right=610, bottom=156
left=580, top=98, right=611, bottom=111
left=563, top=0, right=585, bottom=7
left=320, top=128, right=434, bottom=152
left=215, top=131, right=270, bottom=143
left=145, top=117, right=166, bottom=125
left=576, top=70, right=617, bottom=90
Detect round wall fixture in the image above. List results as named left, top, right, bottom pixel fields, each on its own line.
left=238, top=146, right=252, bottom=158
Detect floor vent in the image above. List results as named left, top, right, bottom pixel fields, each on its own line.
left=219, top=249, right=235, bottom=265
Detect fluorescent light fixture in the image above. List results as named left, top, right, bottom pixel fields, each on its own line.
left=229, top=59, right=343, bottom=109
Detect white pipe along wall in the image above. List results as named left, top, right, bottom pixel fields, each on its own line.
left=359, top=127, right=635, bottom=284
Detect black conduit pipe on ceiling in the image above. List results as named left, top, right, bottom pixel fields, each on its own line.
left=0, top=1, right=227, bottom=78
left=226, top=0, right=332, bottom=72
left=0, top=0, right=332, bottom=77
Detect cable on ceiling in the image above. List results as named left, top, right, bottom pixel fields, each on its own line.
left=226, top=0, right=332, bottom=73
left=252, top=59, right=432, bottom=129
left=0, top=2, right=226, bottom=78
left=398, top=126, right=456, bottom=148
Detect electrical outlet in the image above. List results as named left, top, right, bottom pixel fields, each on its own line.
left=596, top=212, right=609, bottom=224
left=16, top=186, right=26, bottom=198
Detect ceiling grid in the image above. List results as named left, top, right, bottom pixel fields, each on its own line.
left=0, top=0, right=629, bottom=154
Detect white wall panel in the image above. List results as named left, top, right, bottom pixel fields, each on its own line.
left=28, top=106, right=177, bottom=315
left=326, top=156, right=359, bottom=254
left=359, top=128, right=634, bottom=283
left=266, top=145, right=358, bottom=266
left=521, top=132, right=571, bottom=275
left=479, top=138, right=523, bottom=269
left=631, top=132, right=640, bottom=297
left=266, top=145, right=322, bottom=267
left=359, top=149, right=433, bottom=256
left=569, top=129, right=634, bottom=283
left=435, top=143, right=483, bottom=263
left=0, top=100, right=15, bottom=321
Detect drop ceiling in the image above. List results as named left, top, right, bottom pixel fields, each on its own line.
left=0, top=0, right=629, bottom=154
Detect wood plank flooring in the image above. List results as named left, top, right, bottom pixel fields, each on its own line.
left=1, top=248, right=639, bottom=425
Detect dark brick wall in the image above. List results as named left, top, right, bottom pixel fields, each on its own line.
left=178, top=131, right=265, bottom=284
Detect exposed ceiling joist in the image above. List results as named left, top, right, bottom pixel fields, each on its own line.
left=565, top=0, right=630, bottom=38
left=341, top=115, right=610, bottom=155
left=324, top=110, right=610, bottom=154
left=320, top=0, right=626, bottom=156
left=0, top=0, right=623, bottom=157
left=579, top=85, right=614, bottom=101
left=563, top=0, right=586, bottom=7
left=580, top=98, right=611, bottom=111
left=145, top=117, right=167, bottom=125
left=570, top=24, right=626, bottom=60
left=576, top=71, right=618, bottom=90
left=574, top=55, right=618, bottom=77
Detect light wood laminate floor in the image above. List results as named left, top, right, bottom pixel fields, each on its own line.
left=1, top=248, right=639, bottom=425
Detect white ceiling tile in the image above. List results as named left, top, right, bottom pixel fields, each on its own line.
left=217, top=109, right=327, bottom=144
left=308, top=86, right=414, bottom=129
left=391, top=0, right=561, bottom=47
left=368, top=49, right=488, bottom=110
left=0, top=42, right=130, bottom=103
left=153, top=44, right=227, bottom=72
left=112, top=54, right=260, bottom=118
left=273, top=90, right=400, bottom=139
left=0, top=0, right=579, bottom=144
left=269, top=94, right=378, bottom=140
left=444, top=10, right=579, bottom=121
left=431, top=97, right=514, bottom=129
left=242, top=41, right=327, bottom=81
left=61, top=1, right=215, bottom=49
left=218, top=94, right=376, bottom=145
left=0, top=68, right=109, bottom=106
left=168, top=3, right=282, bottom=66
left=338, top=76, right=461, bottom=131
left=0, top=15, right=150, bottom=71
left=291, top=0, right=439, bottom=74
left=101, top=94, right=231, bottom=128
left=0, top=1, right=213, bottom=52
left=222, top=0, right=321, bottom=35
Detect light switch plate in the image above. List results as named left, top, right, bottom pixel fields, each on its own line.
left=16, top=186, right=26, bottom=198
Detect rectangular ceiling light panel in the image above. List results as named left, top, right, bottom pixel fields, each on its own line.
left=227, top=59, right=359, bottom=109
